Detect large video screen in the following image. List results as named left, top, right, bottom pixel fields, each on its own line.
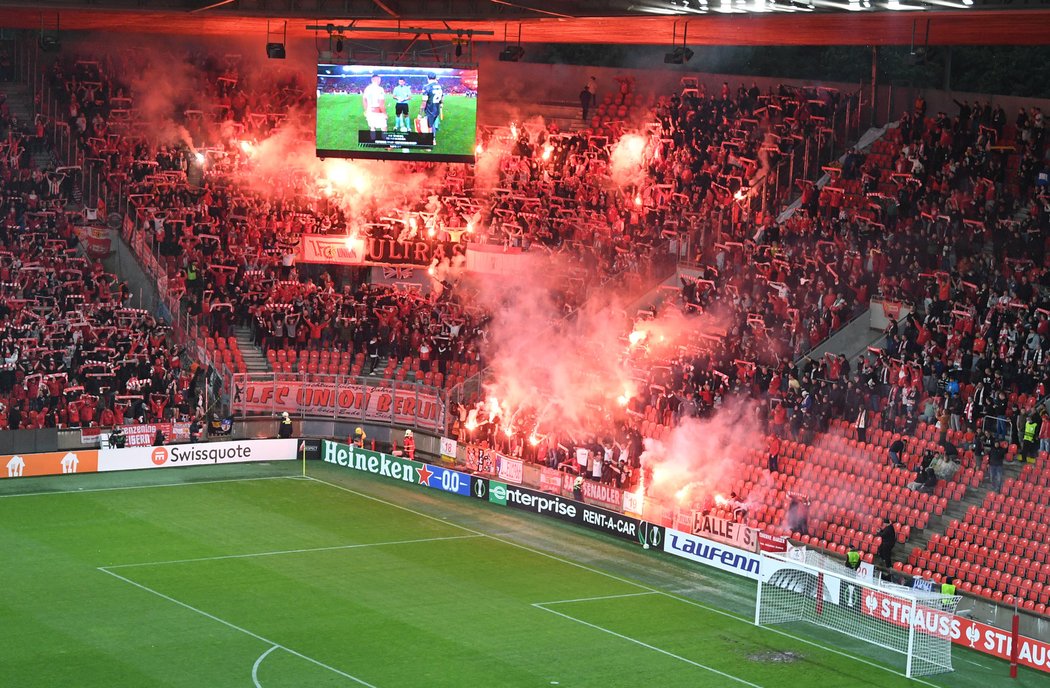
left=316, top=64, right=478, bottom=163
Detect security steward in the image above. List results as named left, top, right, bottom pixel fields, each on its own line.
left=278, top=411, right=293, bottom=439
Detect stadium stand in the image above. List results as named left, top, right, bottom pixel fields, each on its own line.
left=10, top=46, right=1050, bottom=615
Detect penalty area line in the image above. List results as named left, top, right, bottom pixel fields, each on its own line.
left=306, top=477, right=949, bottom=688
left=102, top=534, right=483, bottom=569
left=533, top=591, right=659, bottom=606
left=98, top=567, right=377, bottom=687
left=532, top=602, right=765, bottom=688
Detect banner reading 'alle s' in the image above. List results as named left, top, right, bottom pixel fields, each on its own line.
left=233, top=379, right=443, bottom=431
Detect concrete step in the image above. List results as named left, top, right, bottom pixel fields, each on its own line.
left=233, top=325, right=271, bottom=373
left=904, top=458, right=1027, bottom=558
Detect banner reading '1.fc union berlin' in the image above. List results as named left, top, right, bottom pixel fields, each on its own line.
left=232, top=376, right=444, bottom=431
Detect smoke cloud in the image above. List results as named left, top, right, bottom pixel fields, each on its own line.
left=641, top=399, right=760, bottom=507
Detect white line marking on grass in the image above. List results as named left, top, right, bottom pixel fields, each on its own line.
left=252, top=645, right=279, bottom=688
left=305, top=477, right=654, bottom=592
left=99, top=567, right=377, bottom=687
left=305, top=476, right=951, bottom=688
left=535, top=591, right=658, bottom=606
left=533, top=603, right=765, bottom=688
left=103, top=534, right=483, bottom=569
left=655, top=593, right=943, bottom=688
left=965, top=659, right=994, bottom=670
left=0, top=475, right=299, bottom=499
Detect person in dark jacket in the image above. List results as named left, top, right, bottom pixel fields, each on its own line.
left=876, top=519, right=897, bottom=568
left=278, top=411, right=293, bottom=439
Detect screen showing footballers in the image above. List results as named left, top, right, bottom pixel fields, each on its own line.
left=316, top=64, right=478, bottom=163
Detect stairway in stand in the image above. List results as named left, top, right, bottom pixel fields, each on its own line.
left=234, top=325, right=271, bottom=374
left=0, top=81, right=53, bottom=171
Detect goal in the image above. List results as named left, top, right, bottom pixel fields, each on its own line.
left=754, top=551, right=960, bottom=678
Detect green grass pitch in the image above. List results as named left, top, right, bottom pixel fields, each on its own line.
left=0, top=460, right=1042, bottom=687
left=316, top=93, right=477, bottom=158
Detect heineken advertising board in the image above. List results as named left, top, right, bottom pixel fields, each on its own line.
left=320, top=441, right=663, bottom=549
left=321, top=440, right=470, bottom=496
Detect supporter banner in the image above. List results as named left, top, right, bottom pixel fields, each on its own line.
left=81, top=422, right=191, bottom=447
left=662, top=528, right=762, bottom=581
left=464, top=245, right=538, bottom=276
left=692, top=512, right=760, bottom=552
left=757, top=531, right=788, bottom=553
left=464, top=445, right=495, bottom=475
left=298, top=235, right=459, bottom=268
left=320, top=440, right=471, bottom=497
left=869, top=298, right=913, bottom=331
left=439, top=437, right=458, bottom=462
left=3, top=450, right=99, bottom=479
left=232, top=378, right=443, bottom=432
left=539, top=467, right=563, bottom=494
left=76, top=225, right=113, bottom=259
left=561, top=473, right=623, bottom=508
left=622, top=490, right=643, bottom=517
left=99, top=439, right=297, bottom=472
left=298, top=234, right=366, bottom=266
left=496, top=453, right=523, bottom=484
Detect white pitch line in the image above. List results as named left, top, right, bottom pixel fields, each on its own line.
left=533, top=603, right=765, bottom=688
left=99, top=567, right=377, bottom=687
left=252, top=645, right=279, bottom=688
left=103, top=534, right=483, bottom=570
left=534, top=591, right=658, bottom=606
left=305, top=476, right=950, bottom=688
left=0, top=474, right=303, bottom=499
left=656, top=593, right=944, bottom=688
left=305, top=477, right=654, bottom=591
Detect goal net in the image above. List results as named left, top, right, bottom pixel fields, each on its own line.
left=755, top=550, right=960, bottom=678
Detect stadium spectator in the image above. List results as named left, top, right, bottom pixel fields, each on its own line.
left=987, top=439, right=1006, bottom=492
left=887, top=437, right=906, bottom=467
left=876, top=519, right=897, bottom=568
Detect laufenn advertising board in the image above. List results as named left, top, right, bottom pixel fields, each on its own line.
left=662, top=528, right=762, bottom=580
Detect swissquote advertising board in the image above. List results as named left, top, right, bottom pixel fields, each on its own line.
left=98, top=439, right=298, bottom=471
left=2, top=440, right=296, bottom=480
left=319, top=438, right=1050, bottom=673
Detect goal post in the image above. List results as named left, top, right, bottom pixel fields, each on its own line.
left=755, top=551, right=960, bottom=678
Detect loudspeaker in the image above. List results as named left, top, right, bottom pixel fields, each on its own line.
left=498, top=46, right=525, bottom=62
left=664, top=47, right=694, bottom=64
left=266, top=42, right=286, bottom=60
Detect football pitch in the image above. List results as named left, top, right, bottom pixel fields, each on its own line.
left=0, top=460, right=1040, bottom=687
left=316, top=93, right=477, bottom=157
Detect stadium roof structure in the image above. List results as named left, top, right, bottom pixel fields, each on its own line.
left=2, top=0, right=1050, bottom=44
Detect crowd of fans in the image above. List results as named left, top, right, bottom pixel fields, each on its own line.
left=0, top=106, right=204, bottom=431
left=7, top=47, right=1050, bottom=606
